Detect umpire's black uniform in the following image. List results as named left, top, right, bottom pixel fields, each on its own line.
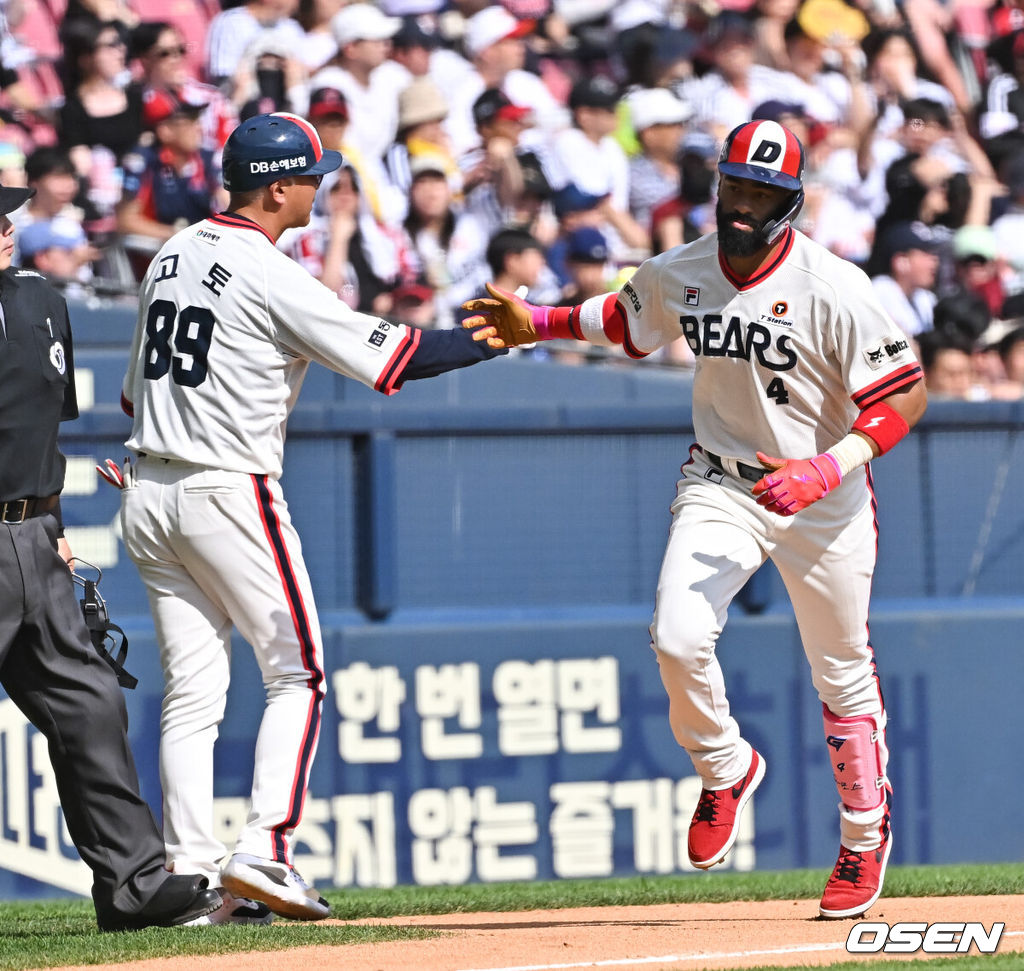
left=0, top=184, right=219, bottom=930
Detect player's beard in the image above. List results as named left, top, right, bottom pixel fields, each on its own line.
left=715, top=198, right=770, bottom=257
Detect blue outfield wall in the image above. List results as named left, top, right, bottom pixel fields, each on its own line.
left=1, top=299, right=1024, bottom=899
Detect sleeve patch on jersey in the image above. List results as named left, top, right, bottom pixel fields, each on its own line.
left=863, top=335, right=911, bottom=370
left=622, top=281, right=642, bottom=314
left=366, top=319, right=393, bottom=351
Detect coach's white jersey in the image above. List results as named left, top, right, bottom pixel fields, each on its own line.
left=611, top=228, right=922, bottom=463
left=123, top=214, right=417, bottom=478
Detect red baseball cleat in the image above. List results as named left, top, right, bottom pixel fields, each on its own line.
left=819, top=809, right=892, bottom=918
left=687, top=749, right=765, bottom=869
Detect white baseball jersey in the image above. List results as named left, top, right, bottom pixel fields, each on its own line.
left=620, top=227, right=919, bottom=840
left=123, top=213, right=418, bottom=478
left=597, top=228, right=922, bottom=463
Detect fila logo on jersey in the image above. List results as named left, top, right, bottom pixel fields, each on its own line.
left=863, top=336, right=911, bottom=370
left=679, top=314, right=797, bottom=371
left=684, top=286, right=700, bottom=306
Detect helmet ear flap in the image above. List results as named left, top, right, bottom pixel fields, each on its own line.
left=761, top=187, right=804, bottom=243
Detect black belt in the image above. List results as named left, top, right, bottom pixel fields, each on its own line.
left=703, top=450, right=763, bottom=483
left=0, top=494, right=59, bottom=524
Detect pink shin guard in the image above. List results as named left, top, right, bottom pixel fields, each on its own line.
left=823, top=704, right=888, bottom=812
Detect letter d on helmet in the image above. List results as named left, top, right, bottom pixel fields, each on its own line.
left=221, top=112, right=343, bottom=192
left=718, top=119, right=805, bottom=241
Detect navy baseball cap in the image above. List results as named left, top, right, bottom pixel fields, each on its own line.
left=392, top=16, right=439, bottom=50
left=552, top=183, right=605, bottom=217
left=222, top=112, right=342, bottom=192
left=566, top=226, right=609, bottom=263
left=569, top=75, right=620, bottom=111
left=752, top=100, right=807, bottom=123
left=882, top=220, right=939, bottom=258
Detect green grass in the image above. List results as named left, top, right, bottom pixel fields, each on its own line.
left=0, top=862, right=1020, bottom=970
left=322, top=861, right=1024, bottom=918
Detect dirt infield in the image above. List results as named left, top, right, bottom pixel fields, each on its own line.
left=49, top=895, right=1022, bottom=971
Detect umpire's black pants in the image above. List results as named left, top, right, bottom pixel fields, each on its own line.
left=0, top=512, right=169, bottom=915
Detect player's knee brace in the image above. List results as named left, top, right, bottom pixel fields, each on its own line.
left=822, top=704, right=888, bottom=812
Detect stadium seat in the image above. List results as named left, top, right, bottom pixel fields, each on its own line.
left=9, top=0, right=61, bottom=61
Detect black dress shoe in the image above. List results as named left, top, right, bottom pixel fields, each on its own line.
left=97, top=874, right=223, bottom=932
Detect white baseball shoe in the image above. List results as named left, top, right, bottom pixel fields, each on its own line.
left=220, top=854, right=330, bottom=921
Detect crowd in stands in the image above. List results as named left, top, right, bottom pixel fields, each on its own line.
left=2, top=0, right=1024, bottom=393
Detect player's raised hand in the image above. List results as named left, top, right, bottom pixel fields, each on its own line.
left=461, top=283, right=543, bottom=348
left=751, top=451, right=842, bottom=517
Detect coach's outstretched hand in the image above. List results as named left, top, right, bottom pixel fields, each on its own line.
left=461, top=283, right=543, bottom=348
left=751, top=452, right=842, bottom=517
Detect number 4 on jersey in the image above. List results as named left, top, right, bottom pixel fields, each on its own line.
left=766, top=377, right=789, bottom=405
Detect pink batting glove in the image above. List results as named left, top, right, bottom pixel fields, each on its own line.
left=751, top=451, right=842, bottom=517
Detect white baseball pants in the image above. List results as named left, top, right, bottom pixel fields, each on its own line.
left=121, top=456, right=325, bottom=882
left=651, top=451, right=888, bottom=848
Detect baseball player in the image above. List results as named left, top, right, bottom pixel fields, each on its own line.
left=463, top=120, right=927, bottom=919
left=119, top=113, right=504, bottom=922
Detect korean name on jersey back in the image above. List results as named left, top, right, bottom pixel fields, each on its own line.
left=679, top=313, right=797, bottom=371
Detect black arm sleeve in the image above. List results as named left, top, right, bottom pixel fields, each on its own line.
left=398, top=325, right=508, bottom=383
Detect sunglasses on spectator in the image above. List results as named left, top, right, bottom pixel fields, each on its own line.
left=155, top=45, right=188, bottom=59
left=95, top=38, right=125, bottom=50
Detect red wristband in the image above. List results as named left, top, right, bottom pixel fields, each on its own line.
left=547, top=305, right=580, bottom=340
left=852, top=400, right=910, bottom=454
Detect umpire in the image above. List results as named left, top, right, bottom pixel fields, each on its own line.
left=0, top=184, right=221, bottom=931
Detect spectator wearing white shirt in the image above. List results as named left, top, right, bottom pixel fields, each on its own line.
left=993, top=153, right=1024, bottom=297
left=294, top=0, right=346, bottom=72
left=205, top=0, right=305, bottom=88
left=310, top=4, right=402, bottom=164
left=688, top=12, right=785, bottom=140
left=860, top=27, right=956, bottom=144
left=626, top=87, right=691, bottom=232
left=550, top=75, right=648, bottom=259
left=870, top=221, right=940, bottom=337
left=458, top=88, right=532, bottom=236
left=447, top=5, right=570, bottom=157
left=765, top=15, right=870, bottom=130
left=373, top=14, right=476, bottom=115
left=399, top=153, right=491, bottom=328
left=305, top=84, right=406, bottom=228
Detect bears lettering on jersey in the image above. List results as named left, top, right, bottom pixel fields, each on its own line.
left=679, top=314, right=798, bottom=371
